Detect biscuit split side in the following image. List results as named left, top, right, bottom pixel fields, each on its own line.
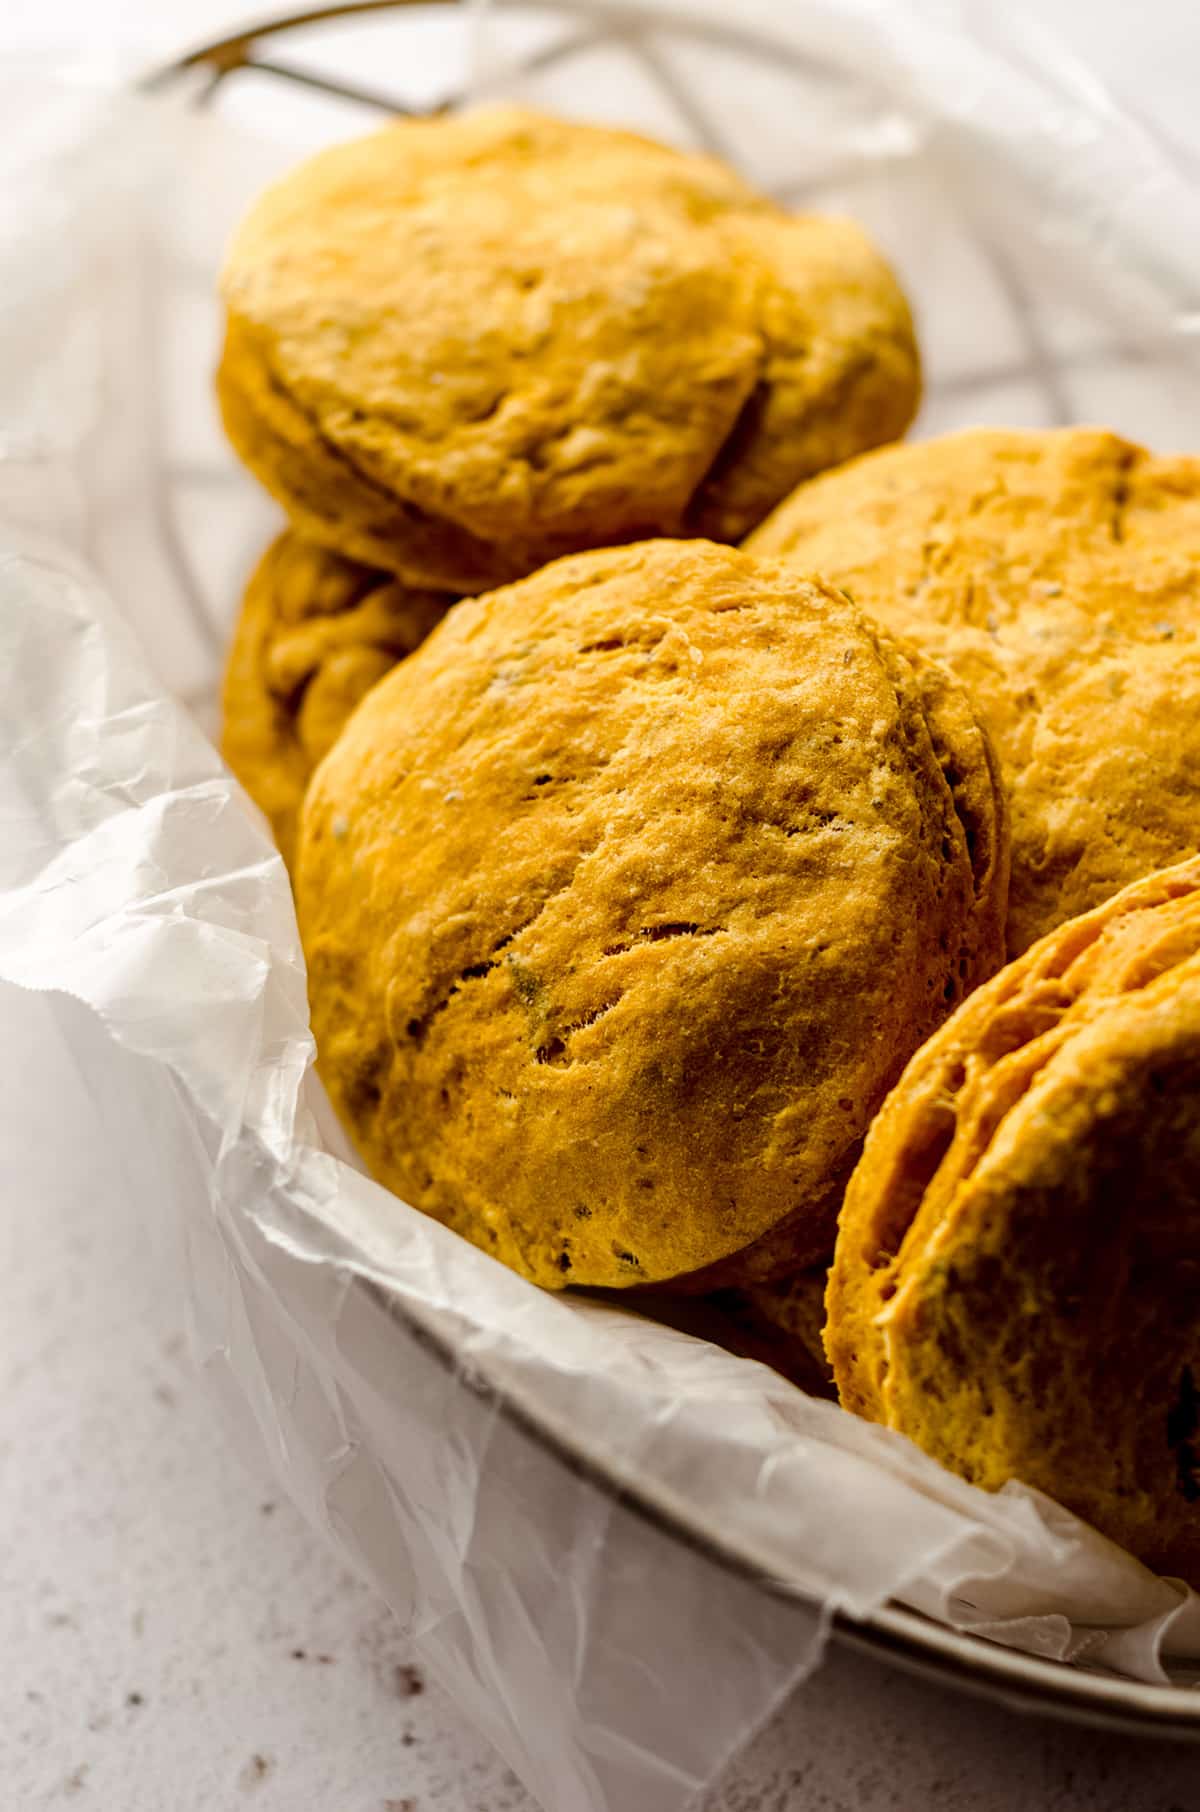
left=221, top=531, right=451, bottom=865
left=747, top=425, right=1200, bottom=955
left=682, top=625, right=1011, bottom=1293
left=685, top=212, right=921, bottom=545
left=218, top=106, right=919, bottom=593
left=295, top=539, right=1006, bottom=1294
left=828, top=856, right=1200, bottom=1580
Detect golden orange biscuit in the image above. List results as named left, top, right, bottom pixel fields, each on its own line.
left=221, top=531, right=449, bottom=864
left=828, top=857, right=1200, bottom=1580
left=295, top=540, right=1007, bottom=1292
left=218, top=106, right=919, bottom=592
left=747, top=426, right=1200, bottom=955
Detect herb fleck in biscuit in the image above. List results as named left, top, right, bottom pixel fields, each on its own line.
left=218, top=106, right=919, bottom=593
left=749, top=427, right=1200, bottom=954
left=296, top=540, right=1006, bottom=1292
left=221, top=531, right=449, bottom=865
left=828, top=857, right=1200, bottom=1581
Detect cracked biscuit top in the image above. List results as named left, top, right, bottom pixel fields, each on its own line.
left=747, top=426, right=1200, bottom=955
left=295, top=540, right=1007, bottom=1291
left=827, top=857, right=1200, bottom=1581
left=217, top=105, right=919, bottom=594
left=220, top=531, right=451, bottom=866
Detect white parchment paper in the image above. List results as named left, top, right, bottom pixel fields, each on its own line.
left=3, top=7, right=1200, bottom=1808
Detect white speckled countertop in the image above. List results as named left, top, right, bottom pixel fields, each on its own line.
left=5, top=5, right=1200, bottom=1808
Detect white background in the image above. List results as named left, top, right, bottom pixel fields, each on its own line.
left=5, top=4, right=1200, bottom=1810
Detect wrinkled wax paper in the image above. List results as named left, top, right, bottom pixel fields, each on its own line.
left=3, top=5, right=1200, bottom=1807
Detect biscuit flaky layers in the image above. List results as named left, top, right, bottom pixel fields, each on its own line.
left=296, top=540, right=1007, bottom=1292
left=828, top=857, right=1200, bottom=1580
left=747, top=426, right=1200, bottom=956
left=218, top=106, right=919, bottom=594
left=220, top=531, right=450, bottom=865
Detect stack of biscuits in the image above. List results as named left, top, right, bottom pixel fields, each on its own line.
left=217, top=105, right=1200, bottom=1583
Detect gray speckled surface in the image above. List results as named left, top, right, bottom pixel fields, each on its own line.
left=2, top=983, right=532, bottom=1812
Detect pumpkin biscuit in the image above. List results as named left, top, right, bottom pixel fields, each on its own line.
left=295, top=540, right=1007, bottom=1292
left=747, top=426, right=1200, bottom=956
left=221, top=531, right=449, bottom=865
left=828, top=857, right=1200, bottom=1581
left=218, top=106, right=919, bottom=593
